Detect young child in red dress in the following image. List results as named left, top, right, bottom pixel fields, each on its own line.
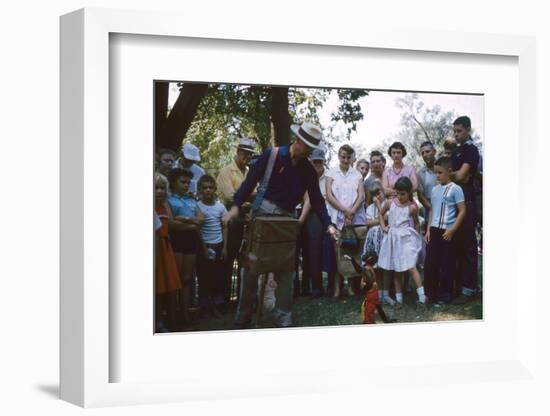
left=155, top=173, right=182, bottom=332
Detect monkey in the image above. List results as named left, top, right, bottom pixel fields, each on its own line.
left=343, top=254, right=395, bottom=324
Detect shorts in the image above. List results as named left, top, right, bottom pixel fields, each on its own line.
left=170, top=229, right=199, bottom=255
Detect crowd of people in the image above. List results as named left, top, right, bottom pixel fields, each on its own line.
left=154, top=115, right=482, bottom=332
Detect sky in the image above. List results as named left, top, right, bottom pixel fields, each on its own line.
left=319, top=90, right=484, bottom=167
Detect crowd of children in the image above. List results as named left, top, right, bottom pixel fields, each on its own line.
left=154, top=116, right=482, bottom=331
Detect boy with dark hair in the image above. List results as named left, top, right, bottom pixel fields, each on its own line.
left=450, top=116, right=480, bottom=304
left=196, top=175, right=228, bottom=318
left=424, top=156, right=466, bottom=304
left=167, top=168, right=204, bottom=323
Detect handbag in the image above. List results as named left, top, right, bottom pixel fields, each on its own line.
left=339, top=226, right=360, bottom=249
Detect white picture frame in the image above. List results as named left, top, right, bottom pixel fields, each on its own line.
left=60, top=7, right=539, bottom=408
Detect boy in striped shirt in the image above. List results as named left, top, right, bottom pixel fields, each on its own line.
left=423, top=157, right=466, bottom=304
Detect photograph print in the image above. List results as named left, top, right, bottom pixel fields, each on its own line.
left=153, top=81, right=483, bottom=333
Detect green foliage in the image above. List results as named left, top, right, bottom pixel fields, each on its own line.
left=332, top=89, right=369, bottom=137
left=182, top=84, right=272, bottom=175
left=289, top=87, right=330, bottom=125
left=176, top=83, right=369, bottom=176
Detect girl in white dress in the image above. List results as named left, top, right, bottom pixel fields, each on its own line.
left=376, top=177, right=426, bottom=305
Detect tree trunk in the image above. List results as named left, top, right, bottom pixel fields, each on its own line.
left=271, top=87, right=290, bottom=146
left=157, top=83, right=209, bottom=151
left=154, top=82, right=169, bottom=149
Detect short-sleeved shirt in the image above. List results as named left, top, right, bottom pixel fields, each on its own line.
left=383, top=164, right=417, bottom=189
left=451, top=138, right=480, bottom=202
left=197, top=201, right=227, bottom=244
left=216, top=159, right=247, bottom=207
left=417, top=166, right=437, bottom=202
left=430, top=182, right=465, bottom=230
left=168, top=193, right=198, bottom=218
left=326, top=166, right=363, bottom=229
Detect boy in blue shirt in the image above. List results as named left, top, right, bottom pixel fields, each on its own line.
left=424, top=156, right=466, bottom=304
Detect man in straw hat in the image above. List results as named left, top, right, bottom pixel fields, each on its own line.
left=217, top=137, right=257, bottom=209
left=223, top=122, right=338, bottom=328
left=216, top=137, right=257, bottom=308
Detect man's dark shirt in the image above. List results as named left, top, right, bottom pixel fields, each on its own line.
left=233, top=145, right=332, bottom=230
left=451, top=138, right=480, bottom=202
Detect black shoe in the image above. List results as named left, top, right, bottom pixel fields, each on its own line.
left=451, top=294, right=473, bottom=305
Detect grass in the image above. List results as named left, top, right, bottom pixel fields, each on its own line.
left=177, top=255, right=483, bottom=332
left=178, top=290, right=482, bottom=332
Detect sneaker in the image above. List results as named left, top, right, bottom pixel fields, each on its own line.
left=450, top=294, right=473, bottom=305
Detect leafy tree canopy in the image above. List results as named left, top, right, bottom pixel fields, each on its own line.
left=174, top=83, right=368, bottom=175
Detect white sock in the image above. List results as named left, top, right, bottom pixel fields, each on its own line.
left=378, top=290, right=383, bottom=299
left=395, top=292, right=403, bottom=304
left=381, top=290, right=395, bottom=305
left=417, top=286, right=426, bottom=303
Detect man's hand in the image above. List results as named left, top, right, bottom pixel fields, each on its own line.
left=222, top=206, right=239, bottom=226
left=442, top=229, right=455, bottom=241
left=425, top=230, right=431, bottom=244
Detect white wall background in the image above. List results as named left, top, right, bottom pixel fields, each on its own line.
left=0, top=0, right=547, bottom=414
